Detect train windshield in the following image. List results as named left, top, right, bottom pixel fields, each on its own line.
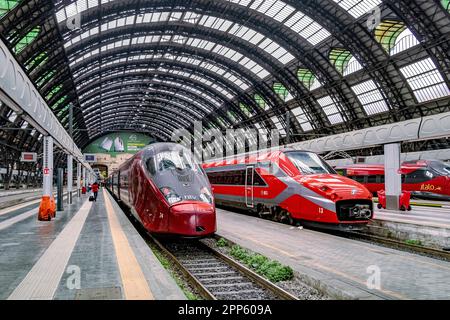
left=154, top=150, right=199, bottom=173
left=287, top=152, right=336, bottom=175
left=429, top=161, right=450, bottom=176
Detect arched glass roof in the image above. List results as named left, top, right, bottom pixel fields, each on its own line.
left=0, top=0, right=448, bottom=148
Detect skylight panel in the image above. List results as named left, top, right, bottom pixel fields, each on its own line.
left=270, top=116, right=286, bottom=135
left=343, top=56, right=363, bottom=76
left=332, top=0, right=382, bottom=19
left=290, top=106, right=312, bottom=131
left=400, top=58, right=450, bottom=103
left=317, top=95, right=344, bottom=124
left=351, top=80, right=389, bottom=115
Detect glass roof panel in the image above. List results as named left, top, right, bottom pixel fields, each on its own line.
left=332, top=0, right=382, bottom=19
left=351, top=80, right=389, bottom=115
left=290, top=106, right=313, bottom=131
left=0, top=0, right=19, bottom=19
left=317, top=95, right=344, bottom=124
left=400, top=58, right=450, bottom=103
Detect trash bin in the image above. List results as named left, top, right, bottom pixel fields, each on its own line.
left=377, top=189, right=411, bottom=211
left=399, top=190, right=412, bottom=211
left=377, top=190, right=386, bottom=209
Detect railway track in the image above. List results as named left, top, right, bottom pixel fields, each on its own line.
left=150, top=236, right=298, bottom=300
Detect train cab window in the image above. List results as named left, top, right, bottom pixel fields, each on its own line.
left=286, top=151, right=336, bottom=175
left=155, top=150, right=198, bottom=173
left=146, top=157, right=156, bottom=175
left=404, top=169, right=434, bottom=184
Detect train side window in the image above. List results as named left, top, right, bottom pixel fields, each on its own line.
left=354, top=176, right=365, bottom=183
left=146, top=157, right=156, bottom=176
left=367, top=175, right=377, bottom=183
left=378, top=175, right=385, bottom=183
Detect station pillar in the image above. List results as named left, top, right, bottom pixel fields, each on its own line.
left=77, top=162, right=81, bottom=197
left=67, top=155, right=73, bottom=204
left=38, top=136, right=56, bottom=220
left=384, top=143, right=402, bottom=210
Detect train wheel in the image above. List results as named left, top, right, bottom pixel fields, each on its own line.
left=286, top=212, right=295, bottom=226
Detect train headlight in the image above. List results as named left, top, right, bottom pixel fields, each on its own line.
left=200, top=187, right=213, bottom=204
left=160, top=187, right=182, bottom=205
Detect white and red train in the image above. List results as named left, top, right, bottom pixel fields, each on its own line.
left=335, top=160, right=450, bottom=200
left=108, top=143, right=216, bottom=237
left=203, top=149, right=374, bottom=230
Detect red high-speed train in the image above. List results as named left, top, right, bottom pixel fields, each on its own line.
left=335, top=160, right=450, bottom=200
left=203, top=149, right=374, bottom=230
left=108, top=143, right=216, bottom=237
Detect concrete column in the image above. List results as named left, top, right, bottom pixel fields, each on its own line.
left=42, top=136, right=53, bottom=197
left=67, top=155, right=73, bottom=204
left=384, top=143, right=402, bottom=210
left=77, top=162, right=81, bottom=197
left=83, top=167, right=86, bottom=188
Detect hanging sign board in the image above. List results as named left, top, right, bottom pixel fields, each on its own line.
left=21, top=152, right=37, bottom=162
left=84, top=154, right=97, bottom=163
left=43, top=168, right=50, bottom=175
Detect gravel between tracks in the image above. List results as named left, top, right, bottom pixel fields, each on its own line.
left=201, top=237, right=328, bottom=300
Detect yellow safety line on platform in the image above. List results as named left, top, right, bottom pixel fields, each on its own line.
left=103, top=190, right=154, bottom=300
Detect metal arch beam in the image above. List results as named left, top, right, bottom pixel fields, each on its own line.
left=64, top=43, right=282, bottom=114
left=81, top=90, right=204, bottom=118
left=79, top=80, right=213, bottom=117
left=85, top=105, right=194, bottom=129
left=76, top=71, right=226, bottom=107
left=65, top=25, right=329, bottom=132
left=74, top=58, right=242, bottom=100
left=384, top=0, right=450, bottom=86
left=59, top=4, right=352, bottom=129
left=284, top=0, right=417, bottom=120
left=85, top=109, right=186, bottom=131
left=0, top=37, right=92, bottom=170
left=72, top=58, right=263, bottom=121
left=74, top=58, right=247, bottom=98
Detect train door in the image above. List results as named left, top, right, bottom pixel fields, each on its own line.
left=245, top=166, right=254, bottom=208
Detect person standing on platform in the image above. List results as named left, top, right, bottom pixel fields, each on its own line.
left=92, top=181, right=99, bottom=202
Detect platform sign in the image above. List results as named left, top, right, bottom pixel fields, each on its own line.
left=84, top=154, right=97, bottom=163
left=21, top=152, right=37, bottom=162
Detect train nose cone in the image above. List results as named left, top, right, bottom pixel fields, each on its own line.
left=169, top=202, right=216, bottom=236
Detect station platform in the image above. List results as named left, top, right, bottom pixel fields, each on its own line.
left=371, top=205, right=450, bottom=249
left=0, top=189, right=185, bottom=300
left=216, top=208, right=450, bottom=300
left=374, top=205, right=450, bottom=229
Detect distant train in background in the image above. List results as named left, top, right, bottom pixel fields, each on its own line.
left=334, top=160, right=450, bottom=200
left=108, top=143, right=216, bottom=237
